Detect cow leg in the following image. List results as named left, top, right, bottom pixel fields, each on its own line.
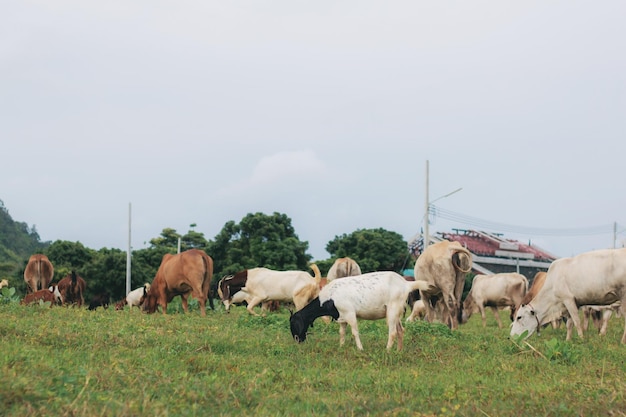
left=339, top=322, right=347, bottom=346
left=346, top=315, right=363, bottom=350
left=387, top=312, right=404, bottom=351
left=599, top=310, right=612, bottom=336
left=563, top=299, right=583, bottom=340
left=479, top=305, right=487, bottom=327
left=181, top=294, right=189, bottom=313
left=245, top=297, right=263, bottom=316
left=444, top=294, right=459, bottom=330
left=491, top=306, right=503, bottom=328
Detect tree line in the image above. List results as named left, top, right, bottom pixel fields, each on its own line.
left=1, top=204, right=414, bottom=303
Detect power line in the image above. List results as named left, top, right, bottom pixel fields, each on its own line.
left=430, top=205, right=626, bottom=237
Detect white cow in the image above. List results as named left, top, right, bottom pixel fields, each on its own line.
left=511, top=248, right=626, bottom=343
left=217, top=267, right=320, bottom=316
left=290, top=271, right=434, bottom=350
left=461, top=273, right=528, bottom=328
left=414, top=240, right=473, bottom=330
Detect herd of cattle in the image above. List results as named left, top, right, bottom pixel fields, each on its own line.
left=13, top=240, right=626, bottom=350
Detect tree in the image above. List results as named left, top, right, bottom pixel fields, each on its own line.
left=325, top=228, right=409, bottom=273
left=207, top=212, right=312, bottom=280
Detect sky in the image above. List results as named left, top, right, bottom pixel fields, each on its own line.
left=2, top=1, right=625, bottom=261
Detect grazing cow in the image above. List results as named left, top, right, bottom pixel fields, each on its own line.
left=143, top=249, right=214, bottom=315
left=21, top=285, right=63, bottom=306
left=461, top=273, right=528, bottom=328
left=414, top=240, right=472, bottom=330
left=0, top=279, right=9, bottom=289
left=326, top=257, right=362, bottom=281
left=24, top=254, right=54, bottom=293
left=515, top=271, right=562, bottom=331
left=406, top=299, right=426, bottom=322
left=88, top=292, right=110, bottom=310
left=290, top=271, right=434, bottom=351
left=217, top=266, right=320, bottom=316
left=57, top=271, right=87, bottom=307
left=511, top=248, right=626, bottom=344
left=115, top=284, right=150, bottom=310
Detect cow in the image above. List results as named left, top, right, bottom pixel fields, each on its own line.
left=115, top=284, right=150, bottom=310
left=406, top=299, right=426, bottom=322
left=326, top=257, right=362, bottom=281
left=511, top=248, right=626, bottom=344
left=57, top=271, right=86, bottom=307
left=414, top=240, right=472, bottom=330
left=290, top=271, right=435, bottom=351
left=461, top=273, right=528, bottom=328
left=23, top=254, right=54, bottom=293
left=21, top=285, right=63, bottom=306
left=143, top=249, right=214, bottom=316
left=217, top=266, right=320, bottom=316
left=88, top=292, right=110, bottom=310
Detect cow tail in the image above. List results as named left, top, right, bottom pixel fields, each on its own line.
left=452, top=250, right=472, bottom=273
left=310, top=264, right=322, bottom=286
left=36, top=257, right=42, bottom=291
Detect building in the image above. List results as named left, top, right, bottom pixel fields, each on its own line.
left=410, top=229, right=557, bottom=281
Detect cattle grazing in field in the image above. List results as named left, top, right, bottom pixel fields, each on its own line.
left=143, top=249, right=214, bottom=315
left=461, top=273, right=528, bottom=328
left=115, top=284, right=150, bottom=310
left=290, top=271, right=434, bottom=351
left=21, top=285, right=63, bottom=306
left=57, top=271, right=86, bottom=307
left=414, top=240, right=472, bottom=330
left=24, top=254, right=54, bottom=293
left=88, top=292, right=111, bottom=310
left=511, top=248, right=626, bottom=344
left=217, top=266, right=320, bottom=316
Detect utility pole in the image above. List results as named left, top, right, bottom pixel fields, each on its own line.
left=424, top=160, right=430, bottom=250
left=126, top=202, right=131, bottom=295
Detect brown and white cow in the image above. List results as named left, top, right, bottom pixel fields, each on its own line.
left=24, top=254, right=54, bottom=293
left=57, top=271, right=87, bottom=307
left=143, top=249, right=214, bottom=316
left=461, top=273, right=528, bottom=328
left=21, top=285, right=62, bottom=306
left=511, top=248, right=626, bottom=343
left=217, top=266, right=320, bottom=316
left=414, top=240, right=472, bottom=330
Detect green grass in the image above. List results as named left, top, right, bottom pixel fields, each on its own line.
left=1, top=298, right=625, bottom=416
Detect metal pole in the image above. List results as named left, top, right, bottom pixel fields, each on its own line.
left=614, top=221, right=617, bottom=249
left=424, top=160, right=430, bottom=250
left=126, top=203, right=131, bottom=295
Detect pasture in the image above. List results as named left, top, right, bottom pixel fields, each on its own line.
left=1, top=298, right=625, bottom=416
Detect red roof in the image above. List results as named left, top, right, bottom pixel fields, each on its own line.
left=438, top=230, right=556, bottom=262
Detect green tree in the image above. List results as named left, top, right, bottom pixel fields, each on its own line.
left=207, top=212, right=312, bottom=280
left=325, top=228, right=409, bottom=273
left=45, top=240, right=95, bottom=278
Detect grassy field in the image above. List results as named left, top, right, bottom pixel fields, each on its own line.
left=1, top=296, right=625, bottom=417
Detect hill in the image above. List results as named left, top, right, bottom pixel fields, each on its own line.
left=0, top=199, right=48, bottom=279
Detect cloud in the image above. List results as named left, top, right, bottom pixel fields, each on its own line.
left=217, top=149, right=328, bottom=197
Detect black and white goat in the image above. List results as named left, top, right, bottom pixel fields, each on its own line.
left=290, top=271, right=433, bottom=351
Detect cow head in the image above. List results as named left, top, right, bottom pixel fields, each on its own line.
left=510, top=304, right=540, bottom=340
left=142, top=287, right=159, bottom=313
left=290, top=310, right=309, bottom=343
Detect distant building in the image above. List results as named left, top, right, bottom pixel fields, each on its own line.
left=410, top=229, right=557, bottom=281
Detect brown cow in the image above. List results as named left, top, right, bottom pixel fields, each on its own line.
left=57, top=271, right=87, bottom=307
left=24, top=254, right=54, bottom=293
left=21, top=286, right=62, bottom=306
left=414, top=240, right=472, bottom=330
left=143, top=249, right=214, bottom=316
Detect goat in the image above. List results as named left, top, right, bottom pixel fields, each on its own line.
left=290, top=271, right=433, bottom=351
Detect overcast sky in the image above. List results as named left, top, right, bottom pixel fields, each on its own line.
left=2, top=1, right=625, bottom=261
